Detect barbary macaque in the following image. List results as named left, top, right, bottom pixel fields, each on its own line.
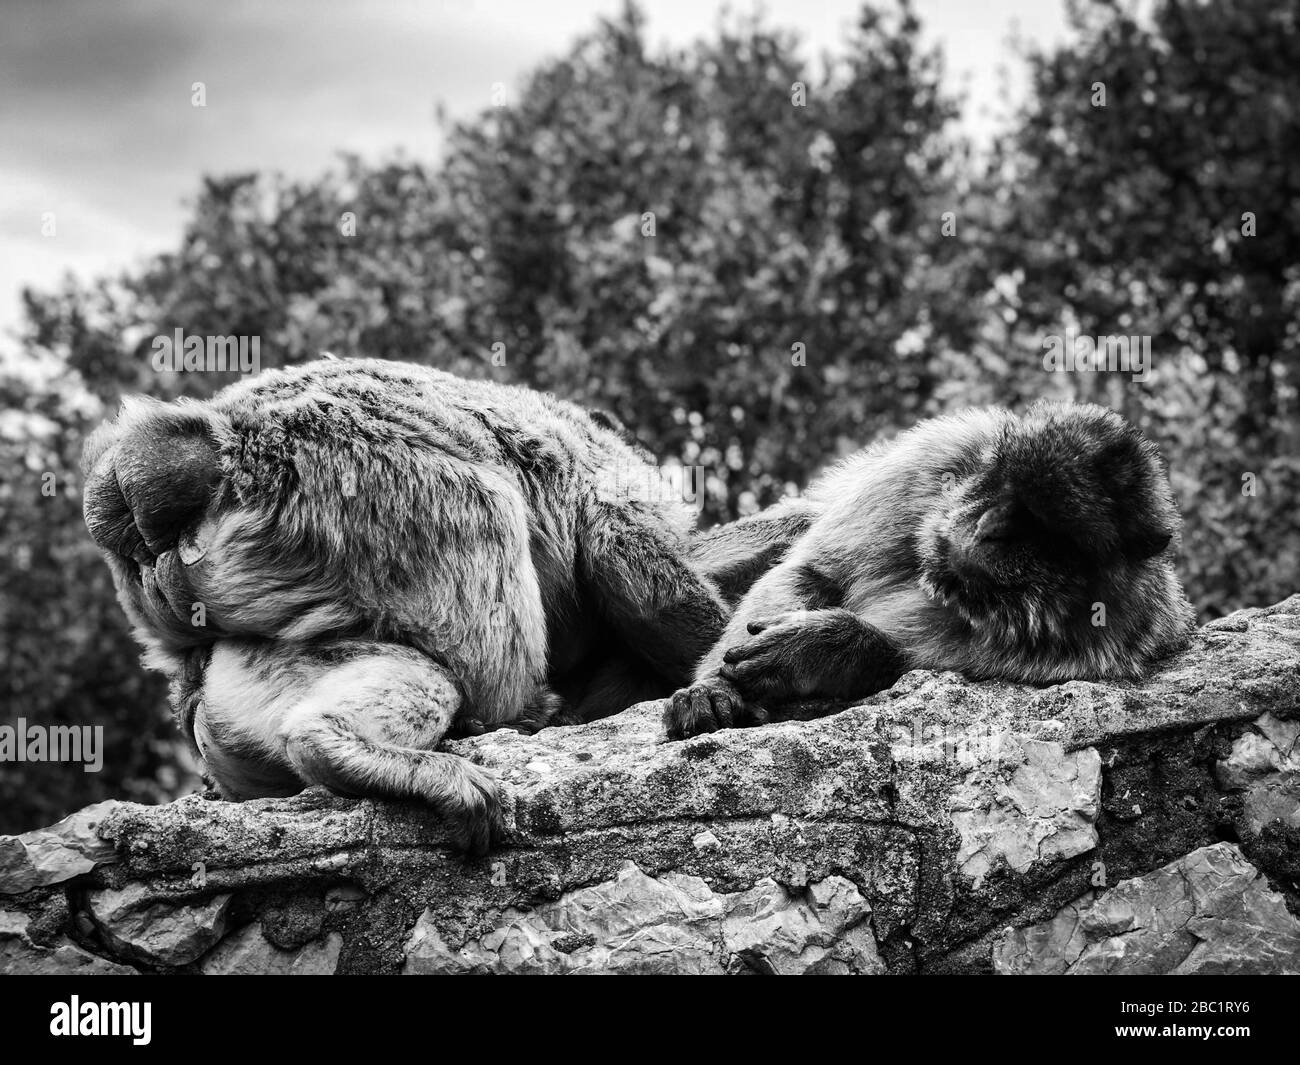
left=83, top=357, right=729, bottom=852
left=666, top=401, right=1195, bottom=739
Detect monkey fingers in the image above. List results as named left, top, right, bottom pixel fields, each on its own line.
left=743, top=612, right=804, bottom=636
left=446, top=717, right=488, bottom=738
left=719, top=623, right=808, bottom=702
left=723, top=609, right=909, bottom=703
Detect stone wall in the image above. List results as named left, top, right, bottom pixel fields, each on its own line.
left=3, top=596, right=1299, bottom=974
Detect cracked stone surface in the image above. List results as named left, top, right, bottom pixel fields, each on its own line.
left=201, top=922, right=342, bottom=975
left=0, top=909, right=137, bottom=975
left=0, top=596, right=1296, bottom=974
left=87, top=882, right=231, bottom=966
left=0, top=801, right=119, bottom=895
left=950, top=737, right=1102, bottom=888
left=1215, top=713, right=1300, bottom=834
left=991, top=842, right=1300, bottom=974
left=403, top=861, right=883, bottom=974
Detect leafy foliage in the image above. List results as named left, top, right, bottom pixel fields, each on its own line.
left=979, top=0, right=1300, bottom=618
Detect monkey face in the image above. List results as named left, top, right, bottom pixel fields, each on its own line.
left=82, top=398, right=230, bottom=659
left=916, top=402, right=1180, bottom=633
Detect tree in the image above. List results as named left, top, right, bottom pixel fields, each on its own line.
left=979, top=0, right=1300, bottom=617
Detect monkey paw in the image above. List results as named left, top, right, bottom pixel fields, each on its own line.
left=719, top=610, right=906, bottom=703
left=717, top=615, right=811, bottom=702
left=512, top=687, right=573, bottom=733
left=449, top=687, right=572, bottom=738
left=442, top=761, right=507, bottom=856
left=663, top=679, right=766, bottom=740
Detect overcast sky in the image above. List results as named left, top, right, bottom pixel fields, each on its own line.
left=0, top=0, right=1069, bottom=348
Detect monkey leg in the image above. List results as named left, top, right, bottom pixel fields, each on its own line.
left=719, top=608, right=907, bottom=703
left=198, top=640, right=504, bottom=854
left=563, top=655, right=670, bottom=725
left=579, top=499, right=730, bottom=690
left=280, top=654, right=504, bottom=854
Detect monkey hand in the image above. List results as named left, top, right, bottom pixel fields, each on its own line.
left=663, top=677, right=768, bottom=740
left=718, top=608, right=906, bottom=704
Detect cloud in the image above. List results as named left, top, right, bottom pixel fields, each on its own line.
left=0, top=0, right=1066, bottom=346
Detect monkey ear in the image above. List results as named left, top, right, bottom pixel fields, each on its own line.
left=1098, top=428, right=1175, bottom=561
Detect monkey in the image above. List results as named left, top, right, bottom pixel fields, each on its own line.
left=687, top=496, right=819, bottom=607
left=82, top=357, right=730, bottom=853
left=665, top=400, right=1197, bottom=739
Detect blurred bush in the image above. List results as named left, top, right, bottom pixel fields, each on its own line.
left=2, top=0, right=1296, bottom=830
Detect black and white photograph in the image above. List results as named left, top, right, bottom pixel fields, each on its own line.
left=0, top=0, right=1296, bottom=1029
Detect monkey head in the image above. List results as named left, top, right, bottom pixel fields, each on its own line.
left=915, top=401, right=1187, bottom=654
left=80, top=371, right=449, bottom=673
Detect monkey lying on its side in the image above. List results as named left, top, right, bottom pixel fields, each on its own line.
left=666, top=401, right=1196, bottom=739
left=83, top=358, right=731, bottom=853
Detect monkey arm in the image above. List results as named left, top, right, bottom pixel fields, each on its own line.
left=664, top=549, right=907, bottom=738
left=664, top=560, right=805, bottom=738
left=707, top=532, right=907, bottom=703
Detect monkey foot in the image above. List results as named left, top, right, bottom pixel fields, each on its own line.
left=663, top=679, right=767, bottom=740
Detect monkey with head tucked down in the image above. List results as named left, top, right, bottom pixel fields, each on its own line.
left=667, top=401, right=1195, bottom=739
left=83, top=357, right=729, bottom=852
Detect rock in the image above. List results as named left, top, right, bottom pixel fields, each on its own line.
left=1, top=595, right=1299, bottom=974
left=404, top=861, right=724, bottom=974
left=992, top=842, right=1300, bottom=975
left=722, top=875, right=883, bottom=974
left=0, top=908, right=137, bottom=975
left=323, top=884, right=367, bottom=912
left=0, top=938, right=140, bottom=975
left=692, top=829, right=721, bottom=852
left=950, top=737, right=1102, bottom=888
left=86, top=883, right=231, bottom=966
left=0, top=801, right=121, bottom=894
left=1216, top=712, right=1300, bottom=833
left=403, top=861, right=882, bottom=975
left=200, top=922, right=342, bottom=975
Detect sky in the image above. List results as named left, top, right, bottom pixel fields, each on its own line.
left=0, top=0, right=1070, bottom=347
